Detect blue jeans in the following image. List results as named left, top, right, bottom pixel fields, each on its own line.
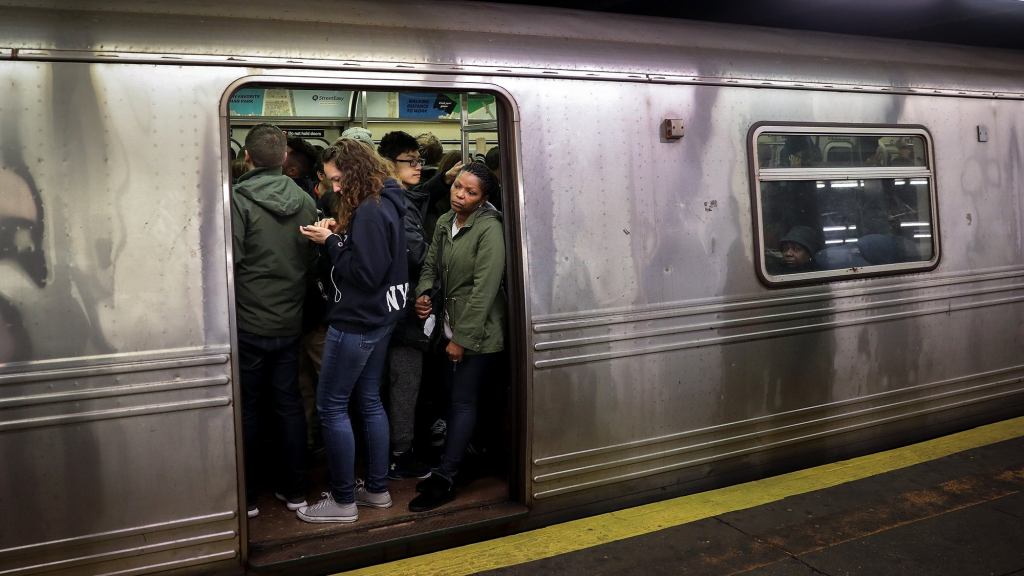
left=238, top=331, right=307, bottom=503
left=318, top=324, right=394, bottom=503
left=437, top=352, right=499, bottom=480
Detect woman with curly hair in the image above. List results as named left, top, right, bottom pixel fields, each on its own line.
left=297, top=139, right=409, bottom=523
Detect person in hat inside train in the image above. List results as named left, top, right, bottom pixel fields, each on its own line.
left=778, top=225, right=821, bottom=273
left=340, top=126, right=374, bottom=149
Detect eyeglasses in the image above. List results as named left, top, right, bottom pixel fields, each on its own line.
left=395, top=157, right=425, bottom=168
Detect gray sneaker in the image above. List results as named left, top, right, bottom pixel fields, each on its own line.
left=296, top=492, right=357, bottom=523
left=355, top=482, right=393, bottom=509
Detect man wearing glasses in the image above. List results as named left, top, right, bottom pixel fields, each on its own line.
left=376, top=131, right=433, bottom=480
left=379, top=131, right=425, bottom=190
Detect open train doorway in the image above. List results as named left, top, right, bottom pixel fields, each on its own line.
left=224, top=81, right=527, bottom=570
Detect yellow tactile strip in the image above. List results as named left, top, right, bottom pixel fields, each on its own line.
left=340, top=415, right=1024, bottom=576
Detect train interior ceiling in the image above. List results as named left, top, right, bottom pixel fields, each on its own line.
left=228, top=85, right=522, bottom=566
left=228, top=87, right=499, bottom=161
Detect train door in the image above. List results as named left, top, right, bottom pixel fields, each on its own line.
left=225, top=80, right=528, bottom=571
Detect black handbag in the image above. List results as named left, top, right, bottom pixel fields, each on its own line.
left=426, top=234, right=448, bottom=353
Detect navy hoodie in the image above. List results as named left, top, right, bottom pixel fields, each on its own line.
left=324, top=178, right=409, bottom=332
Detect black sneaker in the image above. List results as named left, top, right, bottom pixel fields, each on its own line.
left=388, top=450, right=431, bottom=480
left=274, top=492, right=308, bottom=511
left=429, top=418, right=447, bottom=447
left=409, top=473, right=455, bottom=512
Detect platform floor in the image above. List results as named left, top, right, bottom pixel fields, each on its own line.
left=341, top=416, right=1024, bottom=575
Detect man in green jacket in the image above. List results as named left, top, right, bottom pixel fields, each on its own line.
left=232, top=123, right=317, bottom=519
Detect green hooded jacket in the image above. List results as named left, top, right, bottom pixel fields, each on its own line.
left=232, top=167, right=317, bottom=337
left=417, top=205, right=506, bottom=354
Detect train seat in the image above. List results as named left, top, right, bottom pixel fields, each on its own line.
left=857, top=234, right=920, bottom=264
left=814, top=243, right=870, bottom=270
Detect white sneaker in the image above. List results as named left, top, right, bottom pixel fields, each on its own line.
left=246, top=505, right=259, bottom=519
left=296, top=492, right=357, bottom=523
left=355, top=482, right=393, bottom=509
left=274, top=492, right=308, bottom=511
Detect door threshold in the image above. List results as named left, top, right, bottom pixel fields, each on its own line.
left=248, top=475, right=527, bottom=573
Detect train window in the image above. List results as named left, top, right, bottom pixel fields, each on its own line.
left=751, top=125, right=938, bottom=284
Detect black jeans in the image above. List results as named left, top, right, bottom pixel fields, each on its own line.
left=238, top=331, right=307, bottom=504
left=437, top=351, right=499, bottom=480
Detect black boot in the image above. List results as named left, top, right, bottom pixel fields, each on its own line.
left=409, top=473, right=455, bottom=512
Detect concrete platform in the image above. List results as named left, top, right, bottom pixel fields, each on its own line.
left=342, top=416, right=1024, bottom=575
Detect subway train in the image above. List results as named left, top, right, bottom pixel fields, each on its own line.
left=2, top=1, right=1024, bottom=574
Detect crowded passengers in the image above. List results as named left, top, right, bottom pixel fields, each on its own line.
left=232, top=123, right=504, bottom=522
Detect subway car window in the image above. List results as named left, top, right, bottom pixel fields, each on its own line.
left=752, top=127, right=938, bottom=284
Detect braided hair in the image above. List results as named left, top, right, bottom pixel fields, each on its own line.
left=459, top=161, right=501, bottom=201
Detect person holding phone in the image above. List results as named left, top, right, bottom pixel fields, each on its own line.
left=295, top=140, right=409, bottom=523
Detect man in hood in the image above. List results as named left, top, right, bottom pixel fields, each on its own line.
left=232, top=123, right=318, bottom=518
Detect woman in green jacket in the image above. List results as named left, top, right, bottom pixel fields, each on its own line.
left=411, top=162, right=506, bottom=511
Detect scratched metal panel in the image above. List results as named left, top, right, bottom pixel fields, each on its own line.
left=0, top=62, right=236, bottom=365
left=510, top=76, right=1024, bottom=499
left=0, top=358, right=239, bottom=574
left=1, top=2, right=1023, bottom=94
left=0, top=61, right=243, bottom=574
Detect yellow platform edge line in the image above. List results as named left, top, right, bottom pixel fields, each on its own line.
left=340, top=415, right=1024, bottom=576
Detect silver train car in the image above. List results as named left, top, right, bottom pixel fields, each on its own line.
left=2, top=1, right=1023, bottom=574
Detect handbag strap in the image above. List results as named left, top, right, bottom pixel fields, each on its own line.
left=432, top=219, right=448, bottom=316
